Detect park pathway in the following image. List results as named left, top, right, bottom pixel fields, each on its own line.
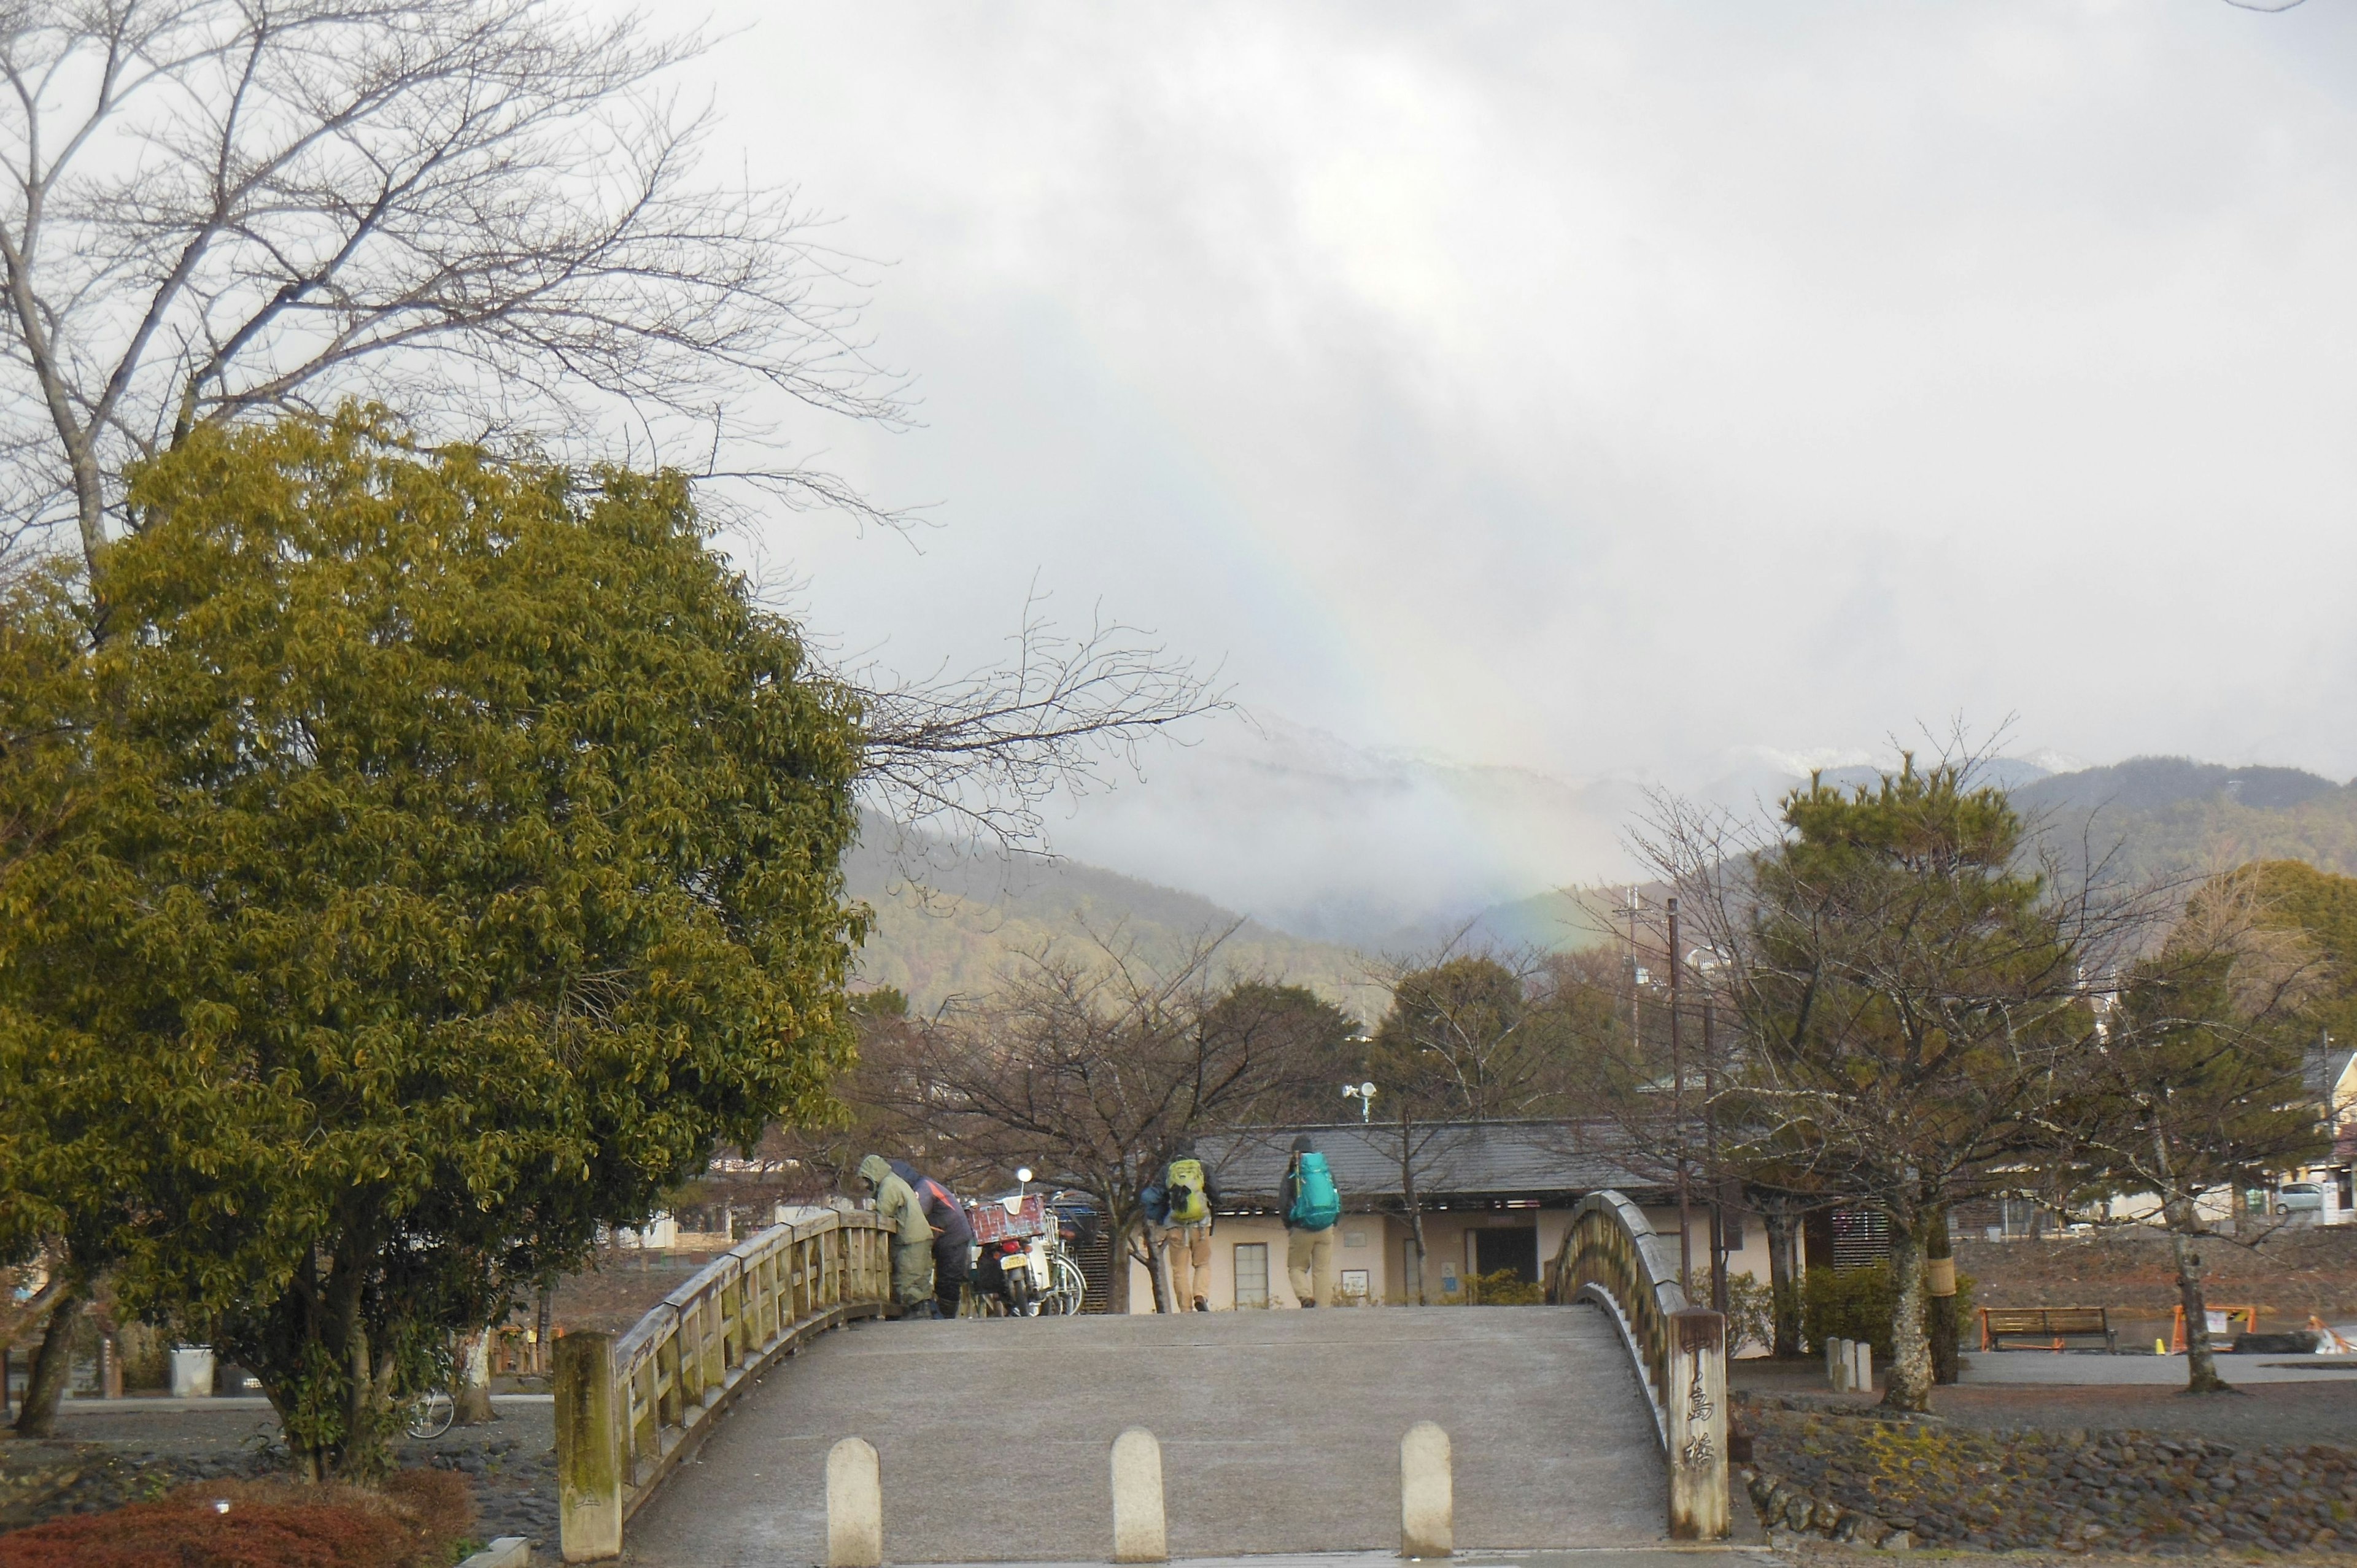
left=620, top=1303, right=1668, bottom=1565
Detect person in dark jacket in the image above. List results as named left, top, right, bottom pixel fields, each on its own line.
left=1140, top=1138, right=1221, bottom=1311
left=891, top=1159, right=974, bottom=1319
left=1280, top=1134, right=1337, bottom=1308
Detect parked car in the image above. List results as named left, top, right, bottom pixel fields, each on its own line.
left=2276, top=1183, right=2324, bottom=1215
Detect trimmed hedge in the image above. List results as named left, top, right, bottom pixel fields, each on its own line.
left=1802, top=1261, right=1975, bottom=1359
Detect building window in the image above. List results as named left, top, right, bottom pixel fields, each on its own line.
left=1830, top=1208, right=1891, bottom=1270
left=1233, top=1242, right=1269, bottom=1307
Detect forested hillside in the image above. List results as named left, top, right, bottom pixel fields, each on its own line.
left=844, top=820, right=1385, bottom=1019
left=2015, top=757, right=2357, bottom=887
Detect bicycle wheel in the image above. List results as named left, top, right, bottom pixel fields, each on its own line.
left=404, top=1389, right=455, bottom=1440
left=1040, top=1251, right=1088, bottom=1316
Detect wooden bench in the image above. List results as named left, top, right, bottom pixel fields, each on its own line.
left=1980, top=1307, right=2116, bottom=1353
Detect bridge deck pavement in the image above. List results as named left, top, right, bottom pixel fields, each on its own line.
left=620, top=1302, right=1667, bottom=1566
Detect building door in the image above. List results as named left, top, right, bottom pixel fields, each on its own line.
left=1471, top=1226, right=1539, bottom=1283
left=1233, top=1243, right=1269, bottom=1308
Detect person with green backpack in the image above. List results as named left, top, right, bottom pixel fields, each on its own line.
left=1145, top=1138, right=1221, bottom=1311
left=1281, top=1134, right=1342, bottom=1307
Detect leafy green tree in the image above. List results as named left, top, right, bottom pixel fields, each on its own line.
left=1204, top=982, right=1360, bottom=1122
left=0, top=413, right=863, bottom=1475
left=1369, top=955, right=1542, bottom=1121
left=2240, top=860, right=2357, bottom=1051
left=0, top=557, right=130, bottom=1434
left=1654, top=760, right=2126, bottom=1412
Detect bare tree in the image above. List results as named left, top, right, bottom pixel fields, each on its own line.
left=851, top=595, right=1228, bottom=853
left=0, top=0, right=911, bottom=569
left=0, top=0, right=1226, bottom=828
left=2059, top=868, right=2331, bottom=1393
left=861, top=932, right=1331, bottom=1311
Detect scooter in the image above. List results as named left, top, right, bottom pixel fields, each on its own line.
left=967, top=1166, right=1089, bottom=1316
left=968, top=1166, right=1053, bottom=1315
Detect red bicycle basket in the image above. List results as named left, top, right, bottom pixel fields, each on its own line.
left=969, top=1194, right=1049, bottom=1243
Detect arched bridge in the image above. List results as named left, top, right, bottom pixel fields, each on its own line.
left=552, top=1194, right=1740, bottom=1565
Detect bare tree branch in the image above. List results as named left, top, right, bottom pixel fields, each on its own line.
left=846, top=588, right=1232, bottom=854
left=0, top=0, right=909, bottom=568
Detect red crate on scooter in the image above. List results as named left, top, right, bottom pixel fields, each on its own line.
left=968, top=1192, right=1049, bottom=1244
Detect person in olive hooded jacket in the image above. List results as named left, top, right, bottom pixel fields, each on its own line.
left=859, top=1154, right=937, bottom=1315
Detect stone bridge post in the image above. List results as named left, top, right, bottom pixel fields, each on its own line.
left=1668, top=1308, right=1729, bottom=1540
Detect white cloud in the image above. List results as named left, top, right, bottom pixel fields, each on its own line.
left=677, top=1, right=2357, bottom=902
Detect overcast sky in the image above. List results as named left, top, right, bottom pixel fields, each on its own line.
left=690, top=2, right=2357, bottom=871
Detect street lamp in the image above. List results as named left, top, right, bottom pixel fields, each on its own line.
left=1342, top=1081, right=1377, bottom=1122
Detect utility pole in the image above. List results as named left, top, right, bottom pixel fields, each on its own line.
left=1670, top=895, right=1690, bottom=1289
left=1621, top=884, right=1643, bottom=1046
left=1705, top=998, right=1727, bottom=1316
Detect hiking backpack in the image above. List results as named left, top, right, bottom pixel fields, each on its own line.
left=1286, top=1151, right=1342, bottom=1230
left=1164, top=1156, right=1209, bottom=1225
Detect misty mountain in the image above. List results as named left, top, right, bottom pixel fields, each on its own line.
left=2012, top=757, right=2357, bottom=887
left=845, top=750, right=2357, bottom=1025
left=1039, top=716, right=1652, bottom=949
left=843, top=818, right=1387, bottom=1021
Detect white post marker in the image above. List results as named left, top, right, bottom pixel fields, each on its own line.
left=826, top=1437, right=883, bottom=1568
left=1111, top=1427, right=1168, bottom=1563
left=1851, top=1340, right=1872, bottom=1393
left=1400, top=1421, right=1453, bottom=1559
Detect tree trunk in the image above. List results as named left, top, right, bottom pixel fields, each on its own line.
left=1883, top=1212, right=1933, bottom=1413
left=1399, top=1110, right=1430, bottom=1306
left=2167, top=1199, right=2231, bottom=1394
left=2148, top=1124, right=2229, bottom=1394
left=1765, top=1202, right=1802, bottom=1358
left=454, top=1329, right=495, bottom=1425
left=1928, top=1208, right=1959, bottom=1386
left=1139, top=1230, right=1170, bottom=1313
left=10, top=1287, right=85, bottom=1439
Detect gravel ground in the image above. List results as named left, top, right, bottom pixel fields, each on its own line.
left=0, top=1398, right=558, bottom=1551
left=1736, top=1358, right=2357, bottom=1449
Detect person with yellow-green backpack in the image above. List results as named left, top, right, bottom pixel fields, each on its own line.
left=1143, top=1138, right=1221, bottom=1311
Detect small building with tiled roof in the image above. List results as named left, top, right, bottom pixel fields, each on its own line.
left=1123, top=1119, right=1773, bottom=1313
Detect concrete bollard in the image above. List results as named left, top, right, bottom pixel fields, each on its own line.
left=1111, top=1427, right=1167, bottom=1563
left=1850, top=1340, right=1872, bottom=1392
left=826, top=1437, right=883, bottom=1568
left=1826, top=1337, right=1849, bottom=1392
left=1400, top=1421, right=1453, bottom=1558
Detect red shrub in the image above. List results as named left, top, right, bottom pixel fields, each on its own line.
left=0, top=1470, right=476, bottom=1568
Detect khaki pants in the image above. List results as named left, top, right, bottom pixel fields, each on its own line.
left=1287, top=1227, right=1334, bottom=1307
left=1156, top=1222, right=1212, bottom=1308
left=892, top=1239, right=935, bottom=1309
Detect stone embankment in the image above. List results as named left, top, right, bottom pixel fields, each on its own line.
left=1743, top=1393, right=2357, bottom=1554
left=0, top=1424, right=557, bottom=1550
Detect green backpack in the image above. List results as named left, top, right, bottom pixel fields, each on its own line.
left=1287, top=1151, right=1341, bottom=1230
left=1165, top=1157, right=1209, bottom=1225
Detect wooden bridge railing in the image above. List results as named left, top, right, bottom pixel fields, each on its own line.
left=555, top=1208, right=894, bottom=1562
left=1544, top=1189, right=1729, bottom=1540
